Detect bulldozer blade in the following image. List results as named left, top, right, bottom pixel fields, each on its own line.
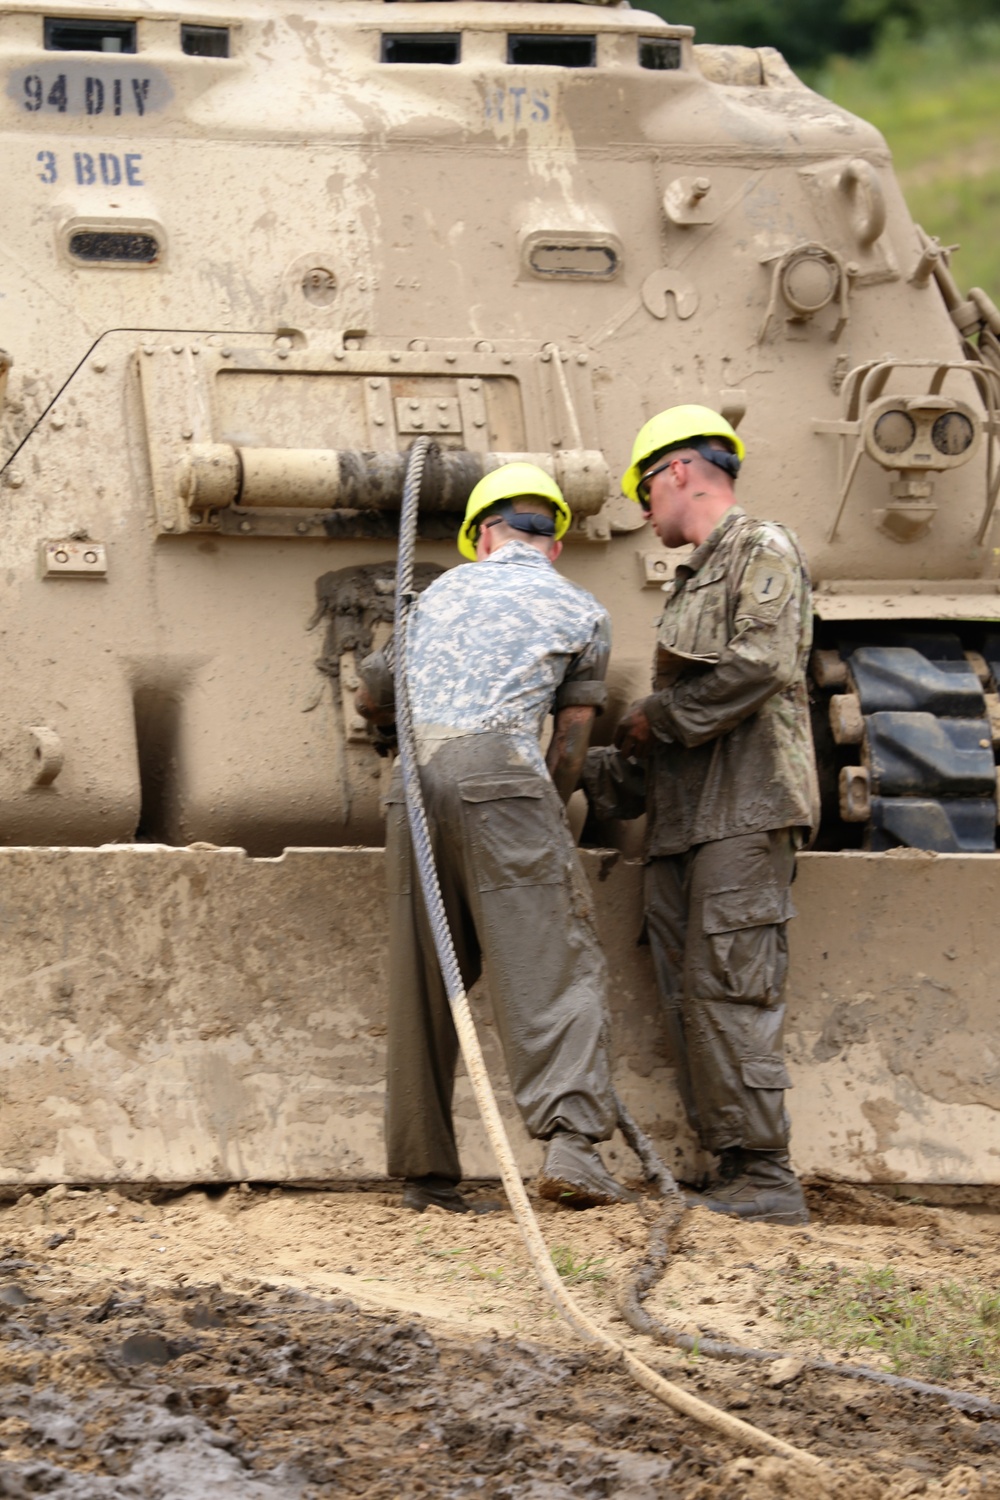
left=0, top=847, right=995, bottom=1189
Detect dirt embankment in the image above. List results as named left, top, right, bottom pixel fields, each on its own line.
left=0, top=1181, right=997, bottom=1498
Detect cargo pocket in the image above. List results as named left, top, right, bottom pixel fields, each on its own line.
left=696, top=884, right=795, bottom=1005
left=383, top=789, right=412, bottom=896
left=459, top=775, right=564, bottom=891
left=740, top=1057, right=792, bottom=1091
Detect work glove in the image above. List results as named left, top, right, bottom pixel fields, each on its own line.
left=581, top=746, right=647, bottom=822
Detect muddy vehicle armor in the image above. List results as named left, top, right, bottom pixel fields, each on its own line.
left=1, top=0, right=999, bottom=1189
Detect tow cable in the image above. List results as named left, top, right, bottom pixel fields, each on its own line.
left=391, top=436, right=824, bottom=1471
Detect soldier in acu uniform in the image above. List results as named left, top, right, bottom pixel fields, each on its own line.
left=590, top=406, right=819, bottom=1225
left=356, top=462, right=635, bottom=1215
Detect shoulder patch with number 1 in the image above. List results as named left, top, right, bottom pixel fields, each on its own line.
left=746, top=557, right=792, bottom=607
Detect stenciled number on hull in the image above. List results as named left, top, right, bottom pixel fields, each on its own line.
left=10, top=65, right=169, bottom=116
left=34, top=149, right=145, bottom=186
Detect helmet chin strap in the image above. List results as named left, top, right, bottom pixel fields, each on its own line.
left=691, top=442, right=741, bottom=478
left=484, top=504, right=557, bottom=538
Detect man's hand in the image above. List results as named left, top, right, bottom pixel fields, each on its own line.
left=614, top=700, right=654, bottom=758
left=355, top=681, right=396, bottom=728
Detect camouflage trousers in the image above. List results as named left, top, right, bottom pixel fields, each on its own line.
left=644, top=830, right=796, bottom=1158
left=383, top=733, right=617, bottom=1184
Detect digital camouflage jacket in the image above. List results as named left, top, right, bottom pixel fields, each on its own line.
left=358, top=541, right=610, bottom=776
left=642, top=504, right=819, bottom=857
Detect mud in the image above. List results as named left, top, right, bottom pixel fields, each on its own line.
left=310, top=562, right=444, bottom=682
left=0, top=1183, right=998, bottom=1498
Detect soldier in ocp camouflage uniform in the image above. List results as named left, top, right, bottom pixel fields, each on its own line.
left=357, top=462, right=635, bottom=1215
left=587, top=406, right=818, bottom=1225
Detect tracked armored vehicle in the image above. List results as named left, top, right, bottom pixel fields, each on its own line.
left=1, top=0, right=998, bottom=1191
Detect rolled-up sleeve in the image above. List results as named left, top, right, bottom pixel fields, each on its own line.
left=555, top=612, right=611, bottom=713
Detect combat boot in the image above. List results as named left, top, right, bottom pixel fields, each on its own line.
left=714, top=1147, right=746, bottom=1184
left=537, top=1132, right=639, bottom=1209
left=687, top=1150, right=809, bottom=1226
left=401, top=1175, right=500, bottom=1215
left=680, top=1146, right=743, bottom=1202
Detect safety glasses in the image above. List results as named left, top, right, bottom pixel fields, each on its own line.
left=637, top=454, right=691, bottom=509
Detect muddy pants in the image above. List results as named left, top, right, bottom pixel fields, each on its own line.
left=644, top=830, right=796, bottom=1157
left=384, top=733, right=617, bottom=1183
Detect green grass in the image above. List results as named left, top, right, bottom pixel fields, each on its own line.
left=773, top=1262, right=1000, bottom=1385
left=813, top=24, right=1000, bottom=291
left=550, top=1246, right=608, bottom=1288
left=417, top=1241, right=509, bottom=1284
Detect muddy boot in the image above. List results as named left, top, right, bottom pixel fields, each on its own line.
left=401, top=1175, right=501, bottom=1215
left=680, top=1147, right=742, bottom=1204
left=714, top=1147, right=746, bottom=1185
left=688, top=1151, right=808, bottom=1226
left=537, top=1133, right=639, bottom=1209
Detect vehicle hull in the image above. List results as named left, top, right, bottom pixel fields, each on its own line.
left=0, top=845, right=994, bottom=1188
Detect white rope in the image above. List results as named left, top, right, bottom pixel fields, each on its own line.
left=392, top=438, right=824, bottom=1472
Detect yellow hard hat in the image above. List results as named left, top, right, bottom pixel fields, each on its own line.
left=457, top=462, right=572, bottom=561
left=621, top=405, right=746, bottom=503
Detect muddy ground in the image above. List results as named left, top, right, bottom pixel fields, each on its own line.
left=0, top=1180, right=998, bottom=1498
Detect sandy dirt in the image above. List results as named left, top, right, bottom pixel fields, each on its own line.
left=0, top=1179, right=998, bottom=1497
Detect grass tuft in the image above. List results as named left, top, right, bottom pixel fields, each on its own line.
left=550, top=1246, right=607, bottom=1287
left=773, top=1262, right=1000, bottom=1385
